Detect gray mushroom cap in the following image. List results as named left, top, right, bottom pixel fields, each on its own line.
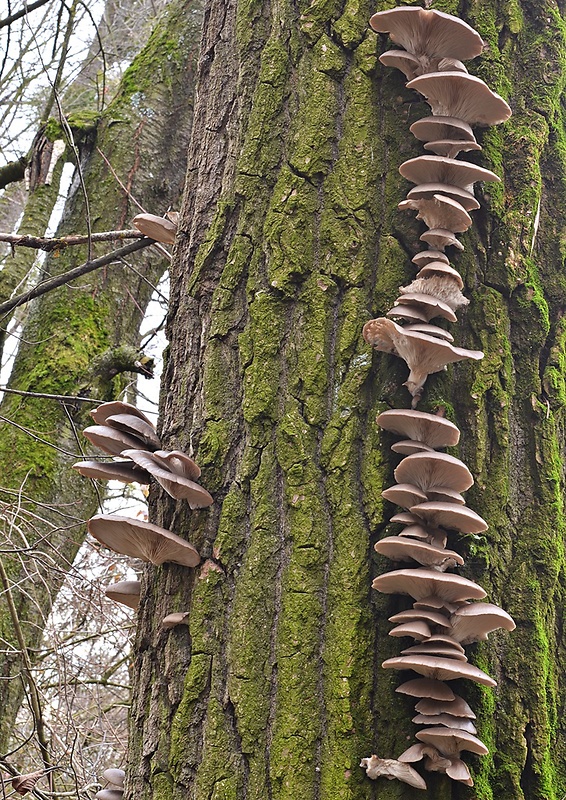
left=420, top=228, right=464, bottom=251
left=403, top=324, right=454, bottom=343
left=396, top=677, right=455, bottom=700
left=423, top=139, right=482, bottom=158
left=369, top=7, right=484, bottom=61
left=375, top=536, right=464, bottom=570
left=416, top=726, right=489, bottom=756
left=382, top=654, right=496, bottom=687
left=410, top=115, right=476, bottom=143
left=83, top=425, right=148, bottom=456
left=391, top=438, right=435, bottom=454
left=379, top=49, right=421, bottom=80
left=412, top=249, right=450, bottom=266
left=360, top=754, right=427, bottom=789
left=88, top=514, right=200, bottom=568
left=400, top=643, right=468, bottom=661
left=407, top=183, right=480, bottom=212
left=386, top=304, right=429, bottom=323
left=162, top=612, right=190, bottom=629
left=412, top=713, right=477, bottom=734
left=90, top=400, right=154, bottom=427
left=102, top=769, right=125, bottom=787
left=105, top=413, right=161, bottom=450
left=449, top=602, right=516, bottom=644
left=376, top=409, right=460, bottom=448
left=73, top=460, right=151, bottom=485
left=382, top=483, right=428, bottom=508
left=416, top=261, right=464, bottom=288
left=393, top=292, right=458, bottom=322
left=410, top=501, right=488, bottom=533
left=372, top=568, right=486, bottom=602
left=123, top=449, right=212, bottom=508
left=398, top=193, right=473, bottom=233
left=389, top=607, right=451, bottom=628
left=95, top=791, right=124, bottom=800
left=104, top=580, right=141, bottom=610
left=395, top=451, right=473, bottom=493
left=400, top=155, right=500, bottom=194
left=415, top=695, right=476, bottom=719
left=389, top=620, right=432, bottom=640
left=407, top=71, right=512, bottom=125
left=132, top=212, right=176, bottom=244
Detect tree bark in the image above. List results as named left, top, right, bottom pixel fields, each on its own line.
left=0, top=0, right=203, bottom=755
left=127, top=0, right=566, bottom=798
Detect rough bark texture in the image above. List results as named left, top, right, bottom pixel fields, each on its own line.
left=128, top=0, right=566, bottom=798
left=0, top=0, right=202, bottom=753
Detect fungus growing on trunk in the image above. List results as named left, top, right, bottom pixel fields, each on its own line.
left=359, top=755, right=427, bottom=790
left=132, top=212, right=177, bottom=244
left=104, top=580, right=141, bottom=609
left=123, top=449, right=213, bottom=508
left=407, top=72, right=512, bottom=125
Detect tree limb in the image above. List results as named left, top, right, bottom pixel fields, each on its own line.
left=0, top=228, right=145, bottom=251
left=0, top=0, right=53, bottom=29
left=0, top=237, right=156, bottom=318
left=0, top=159, right=26, bottom=190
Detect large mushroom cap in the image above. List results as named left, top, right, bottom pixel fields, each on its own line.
left=400, top=156, right=500, bottom=194
left=104, top=580, right=141, bottom=609
left=410, top=501, right=488, bottom=533
left=105, top=413, right=161, bottom=450
left=132, top=212, right=176, bottom=244
left=407, top=183, right=480, bottom=212
left=88, top=514, right=200, bottom=568
left=407, top=72, right=512, bottom=125
left=449, top=602, right=516, bottom=644
left=395, top=451, right=474, bottom=493
left=410, top=115, right=476, bottom=143
left=369, top=7, right=484, bottom=61
left=416, top=261, right=464, bottom=288
left=90, top=400, right=154, bottom=427
left=416, top=726, right=489, bottom=756
left=372, top=568, right=486, bottom=602
left=83, top=425, right=148, bottom=456
left=103, top=769, right=125, bottom=787
left=376, top=409, right=460, bottom=448
left=382, top=654, right=496, bottom=686
left=375, top=536, right=464, bottom=570
left=398, top=194, right=472, bottom=233
left=363, top=318, right=483, bottom=404
left=123, top=449, right=212, bottom=508
left=73, top=460, right=151, bottom=485
left=382, top=483, right=428, bottom=508
left=396, top=677, right=455, bottom=700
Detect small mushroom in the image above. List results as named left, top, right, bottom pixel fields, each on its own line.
left=132, top=212, right=176, bottom=244
left=162, top=612, right=190, bottom=629
left=72, top=460, right=151, bottom=485
left=449, top=602, right=516, bottom=644
left=104, top=580, right=141, bottom=610
left=400, top=643, right=468, bottom=662
left=420, top=228, right=464, bottom=251
left=123, top=449, right=212, bottom=508
left=389, top=608, right=451, bottom=629
left=392, top=291, right=458, bottom=322
left=391, top=438, right=435, bottom=454
left=396, top=677, right=455, bottom=701
left=95, top=791, right=124, bottom=800
left=382, top=483, right=428, bottom=508
left=379, top=49, right=422, bottom=80
left=360, top=754, right=427, bottom=790
left=399, top=275, right=468, bottom=311
left=398, top=193, right=473, bottom=233
left=412, top=249, right=450, bottom=266
left=415, top=695, right=476, bottom=719
left=105, top=413, right=161, bottom=450
left=386, top=305, right=429, bottom=323
left=375, top=536, right=464, bottom=570
left=102, top=769, right=125, bottom=788
left=412, top=713, right=477, bottom=733
left=416, top=261, right=464, bottom=288
left=403, top=324, right=454, bottom=343
left=389, top=620, right=432, bottom=640
left=88, top=514, right=200, bottom=568
left=423, top=138, right=482, bottom=158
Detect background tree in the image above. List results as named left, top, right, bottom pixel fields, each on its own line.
left=125, top=1, right=566, bottom=799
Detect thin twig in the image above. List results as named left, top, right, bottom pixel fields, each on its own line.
left=0, top=388, right=102, bottom=403
left=0, top=237, right=154, bottom=319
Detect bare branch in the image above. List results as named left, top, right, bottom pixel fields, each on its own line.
left=0, top=229, right=144, bottom=252
left=0, top=0, right=53, bottom=30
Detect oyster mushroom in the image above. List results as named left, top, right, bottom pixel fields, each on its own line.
left=360, top=754, right=427, bottom=790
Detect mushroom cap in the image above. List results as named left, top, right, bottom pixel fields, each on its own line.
left=102, top=769, right=125, bottom=787
left=376, top=409, right=460, bottom=448
left=412, top=249, right=450, bottom=266
left=389, top=608, right=452, bottom=628
left=95, top=791, right=124, bottom=800
left=400, top=275, right=468, bottom=312
left=416, top=261, right=464, bottom=289
left=390, top=511, right=420, bottom=525
left=393, top=292, right=458, bottom=322
left=416, top=726, right=489, bottom=756
left=369, top=7, right=484, bottom=61
left=426, top=486, right=465, bottom=504
left=359, top=755, right=428, bottom=789
left=363, top=318, right=483, bottom=402
left=407, top=183, right=480, bottom=212
left=404, top=324, right=455, bottom=343
left=382, top=655, right=496, bottom=686
left=123, top=449, right=212, bottom=508
left=411, top=501, right=488, bottom=533
left=449, top=602, right=516, bottom=644
left=420, top=228, right=464, bottom=251
left=396, top=678, right=455, bottom=700
left=162, top=611, right=190, bottom=629
left=83, top=425, right=149, bottom=456
left=423, top=634, right=466, bottom=653
left=73, top=460, right=151, bottom=485
left=398, top=743, right=451, bottom=768
left=104, top=580, right=141, bottom=610
left=415, top=695, right=476, bottom=719
left=132, top=212, right=176, bottom=244
left=379, top=49, right=421, bottom=80
left=412, top=713, right=477, bottom=733
left=424, top=139, right=482, bottom=158
left=90, top=400, right=153, bottom=427
left=415, top=595, right=462, bottom=614
left=395, top=451, right=473, bottom=493
left=391, top=438, right=435, bottom=454
left=397, top=523, right=431, bottom=540
left=105, top=413, right=161, bottom=450
left=400, top=155, right=500, bottom=193
left=398, top=194, right=472, bottom=233
left=389, top=620, right=432, bottom=640
left=386, top=305, right=429, bottom=323
left=382, top=483, right=428, bottom=508
left=88, top=514, right=200, bottom=568
left=375, top=536, right=464, bottom=570
left=407, top=72, right=512, bottom=125
left=410, top=115, right=476, bottom=143
left=446, top=758, right=474, bottom=785
left=401, top=643, right=468, bottom=661
left=372, top=568, right=486, bottom=602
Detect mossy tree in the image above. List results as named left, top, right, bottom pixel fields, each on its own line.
left=124, top=0, right=566, bottom=799
left=0, top=0, right=203, bottom=759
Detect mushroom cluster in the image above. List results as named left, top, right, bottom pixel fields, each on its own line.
left=95, top=768, right=125, bottom=800
left=73, top=400, right=211, bottom=610
left=360, top=7, right=515, bottom=791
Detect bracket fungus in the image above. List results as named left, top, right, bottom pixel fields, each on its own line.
left=104, top=580, right=141, bottom=609
left=132, top=212, right=177, bottom=244
left=88, top=514, right=200, bottom=568
left=359, top=755, right=427, bottom=790
left=123, top=449, right=213, bottom=508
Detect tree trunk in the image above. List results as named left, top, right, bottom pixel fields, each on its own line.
left=128, top=1, right=566, bottom=798
left=0, top=0, right=203, bottom=755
